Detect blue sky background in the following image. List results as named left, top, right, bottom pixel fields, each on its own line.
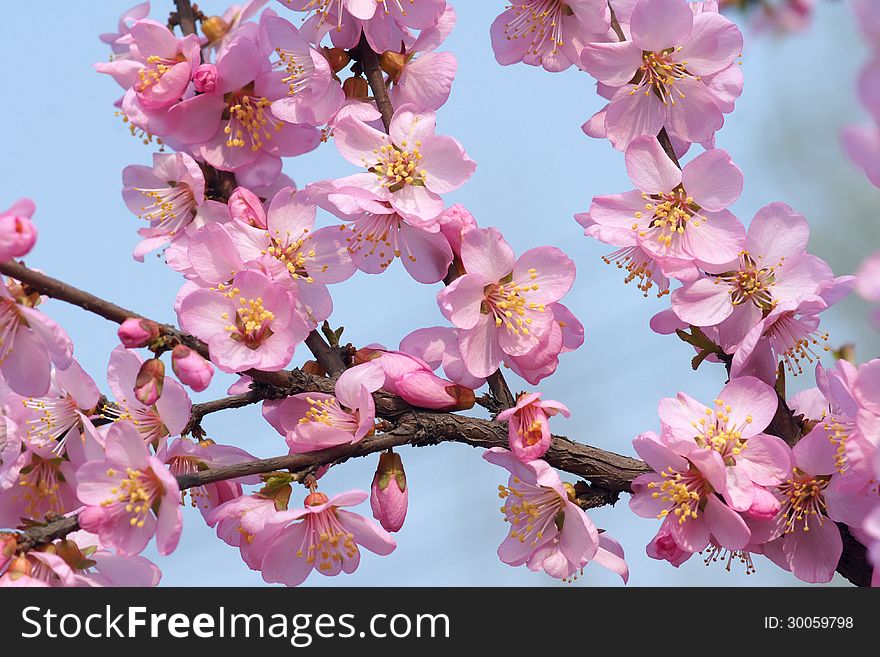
left=1, top=1, right=878, bottom=587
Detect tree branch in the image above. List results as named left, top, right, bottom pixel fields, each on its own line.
left=357, top=33, right=394, bottom=132
left=173, top=0, right=198, bottom=37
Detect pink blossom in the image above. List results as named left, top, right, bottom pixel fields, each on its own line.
left=162, top=437, right=257, bottom=520
left=437, top=203, right=477, bottom=261
left=177, top=269, right=309, bottom=372
left=165, top=35, right=320, bottom=184
left=370, top=450, right=408, bottom=532
left=655, top=377, right=793, bottom=512
left=0, top=278, right=74, bottom=397
left=672, top=202, right=834, bottom=351
left=0, top=415, right=23, bottom=491
left=646, top=525, right=693, bottom=566
left=483, top=448, right=603, bottom=581
left=192, top=63, right=219, bottom=93
left=260, top=489, right=396, bottom=586
left=497, top=392, right=570, bottom=462
left=117, top=317, right=161, bottom=348
left=630, top=431, right=751, bottom=552
left=0, top=442, right=83, bottom=527
left=208, top=493, right=284, bottom=569
left=746, top=430, right=842, bottom=583
left=228, top=186, right=269, bottom=228
left=581, top=0, right=743, bottom=149
left=187, top=188, right=355, bottom=325
left=121, top=151, right=212, bottom=260
left=263, top=361, right=384, bottom=452
left=841, top=124, right=880, bottom=189
left=504, top=303, right=584, bottom=384
left=490, top=0, right=611, bottom=72
left=171, top=345, right=214, bottom=392
left=437, top=228, right=575, bottom=378
left=587, top=136, right=745, bottom=279
left=263, top=15, right=345, bottom=125
left=76, top=422, right=182, bottom=556
left=0, top=199, right=37, bottom=262
left=332, top=105, right=476, bottom=222
left=398, top=326, right=486, bottom=389
left=308, top=175, right=454, bottom=284
left=104, top=347, right=191, bottom=449
left=99, top=2, right=151, bottom=57
left=386, top=4, right=458, bottom=111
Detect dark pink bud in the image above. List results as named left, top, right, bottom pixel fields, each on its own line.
left=118, top=318, right=161, bottom=348
left=370, top=451, right=408, bottom=532
left=0, top=215, right=37, bottom=261
left=77, top=506, right=108, bottom=534
left=134, top=358, right=165, bottom=405
left=646, top=527, right=692, bottom=567
left=192, top=63, right=218, bottom=93
left=171, top=344, right=213, bottom=392
left=228, top=187, right=267, bottom=228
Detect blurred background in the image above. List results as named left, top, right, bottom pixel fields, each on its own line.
left=1, top=0, right=877, bottom=586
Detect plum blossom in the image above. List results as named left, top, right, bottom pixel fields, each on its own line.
left=177, top=268, right=310, bottom=372
left=581, top=0, right=743, bottom=149
left=0, top=199, right=38, bottom=262
left=263, top=361, right=384, bottom=452
left=76, top=422, right=182, bottom=556
left=332, top=105, right=476, bottom=222
left=490, top=0, right=611, bottom=72
left=671, top=202, right=834, bottom=351
left=208, top=492, right=285, bottom=569
left=484, top=448, right=616, bottom=581
left=585, top=136, right=745, bottom=286
left=437, top=227, right=575, bottom=378
left=260, top=488, right=396, bottom=586
left=99, top=2, right=151, bottom=58
left=504, top=302, right=584, bottom=385
left=103, top=347, right=191, bottom=450
left=399, top=326, right=486, bottom=389
left=497, top=392, right=570, bottom=462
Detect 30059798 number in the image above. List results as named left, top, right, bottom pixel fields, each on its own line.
left=764, top=617, right=854, bottom=630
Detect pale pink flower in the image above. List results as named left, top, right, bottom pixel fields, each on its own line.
left=48, top=529, right=163, bottom=587
left=162, top=437, right=258, bottom=519
left=263, top=362, right=383, bottom=452
left=386, top=4, right=458, bottom=111
left=228, top=186, right=269, bottom=228
left=0, top=279, right=74, bottom=398
left=587, top=136, right=745, bottom=277
left=260, top=489, right=396, bottom=586
left=192, top=63, right=218, bottom=93
left=484, top=448, right=602, bottom=581
left=122, top=151, right=213, bottom=261
left=630, top=431, right=751, bottom=552
left=504, top=302, right=585, bottom=385
left=490, top=0, right=611, bottom=72
left=437, top=228, right=575, bottom=378
left=76, top=422, right=182, bottom=556
left=170, top=345, right=214, bottom=392
left=497, top=392, right=570, bottom=462
left=747, top=429, right=842, bottom=583
left=398, top=326, right=486, bottom=389
left=581, top=0, right=743, bottom=149
left=332, top=105, right=476, bottom=222
left=103, top=347, right=191, bottom=449
left=187, top=188, right=355, bottom=325
left=99, top=2, right=151, bottom=57
left=307, top=176, right=454, bottom=284
left=203, top=0, right=270, bottom=55
left=165, top=35, right=320, bottom=185
left=177, top=269, right=309, bottom=372
left=263, top=15, right=345, bottom=125
left=0, top=442, right=83, bottom=527
left=655, top=377, right=793, bottom=512
left=0, top=199, right=37, bottom=262
left=646, top=525, right=693, bottom=566
left=671, top=202, right=834, bottom=351
left=437, top=203, right=477, bottom=261
left=370, top=450, right=408, bottom=532
left=207, top=493, right=284, bottom=569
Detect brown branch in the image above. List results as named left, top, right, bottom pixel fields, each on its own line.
left=356, top=34, right=394, bottom=132
left=304, top=330, right=347, bottom=377
left=173, top=0, right=198, bottom=37
left=13, top=516, right=81, bottom=552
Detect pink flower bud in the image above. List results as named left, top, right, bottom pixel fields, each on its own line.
left=228, top=187, right=267, bottom=228
left=171, top=344, right=214, bottom=392
left=0, top=198, right=37, bottom=261
left=439, top=204, right=477, bottom=259
left=192, top=63, right=218, bottom=93
left=396, top=371, right=475, bottom=411
left=646, top=527, right=692, bottom=567
left=117, top=318, right=161, bottom=348
left=370, top=451, right=408, bottom=533
left=134, top=358, right=165, bottom=405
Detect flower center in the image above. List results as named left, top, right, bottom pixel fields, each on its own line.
left=135, top=54, right=184, bottom=93
left=299, top=396, right=360, bottom=433
left=649, top=466, right=708, bottom=524
left=223, top=89, right=283, bottom=151
left=823, top=413, right=855, bottom=474
left=498, top=475, right=565, bottom=546
left=275, top=47, right=312, bottom=96
left=778, top=470, right=829, bottom=533
left=482, top=270, right=544, bottom=336
left=602, top=246, right=669, bottom=297
left=102, top=466, right=163, bottom=528
left=372, top=143, right=426, bottom=192
left=23, top=395, right=83, bottom=455
left=134, top=182, right=197, bottom=236
left=262, top=230, right=317, bottom=282
left=766, top=310, right=830, bottom=377
left=720, top=252, right=776, bottom=310
left=633, top=48, right=691, bottom=104
left=16, top=455, right=65, bottom=518
left=693, top=398, right=753, bottom=463
left=287, top=0, right=345, bottom=30
left=101, top=401, right=169, bottom=447
left=217, top=285, right=276, bottom=348
left=638, top=186, right=703, bottom=248
left=502, top=1, right=572, bottom=58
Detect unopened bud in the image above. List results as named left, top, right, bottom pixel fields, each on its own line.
left=228, top=187, right=267, bottom=228
left=324, top=47, right=350, bottom=73
left=396, top=371, right=475, bottom=411
left=200, top=16, right=231, bottom=44
left=118, top=318, right=161, bottom=348
left=379, top=51, right=407, bottom=83
left=134, top=358, right=165, bottom=405
left=0, top=198, right=37, bottom=261
left=343, top=76, right=370, bottom=100
left=370, top=451, right=408, bottom=532
left=171, top=345, right=213, bottom=392
left=192, top=63, right=218, bottom=93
